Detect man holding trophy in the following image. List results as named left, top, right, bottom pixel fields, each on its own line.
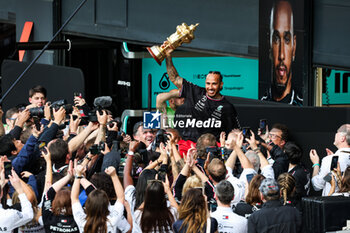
left=148, top=23, right=240, bottom=142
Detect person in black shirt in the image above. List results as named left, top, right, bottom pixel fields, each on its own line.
left=164, top=49, right=240, bottom=142
left=284, top=142, right=310, bottom=199
left=248, top=178, right=302, bottom=233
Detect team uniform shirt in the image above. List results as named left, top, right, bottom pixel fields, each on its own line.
left=0, top=193, right=34, bottom=233
left=248, top=200, right=302, bottom=233
left=124, top=185, right=142, bottom=233
left=134, top=206, right=178, bottom=233
left=175, top=79, right=240, bottom=142
left=261, top=88, right=303, bottom=106
left=288, top=164, right=310, bottom=198
left=42, top=187, right=79, bottom=233
left=18, top=222, right=45, bottom=233
left=211, top=206, right=248, bottom=233
left=312, top=148, right=350, bottom=196
left=234, top=201, right=262, bottom=219
left=260, top=164, right=275, bottom=180
left=226, top=167, right=247, bottom=204
left=72, top=200, right=129, bottom=233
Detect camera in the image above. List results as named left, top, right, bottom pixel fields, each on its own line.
left=151, top=129, right=169, bottom=151
left=108, top=117, right=122, bottom=129
left=89, top=141, right=105, bottom=155
left=29, top=107, right=45, bottom=118
left=29, top=99, right=73, bottom=118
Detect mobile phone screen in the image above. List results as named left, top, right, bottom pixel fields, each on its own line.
left=39, top=142, right=47, bottom=154
left=259, top=119, right=267, bottom=133
left=4, top=162, right=12, bottom=179
left=242, top=127, right=251, bottom=138
left=330, top=156, right=339, bottom=170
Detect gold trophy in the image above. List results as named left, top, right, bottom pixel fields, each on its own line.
left=147, top=23, right=199, bottom=65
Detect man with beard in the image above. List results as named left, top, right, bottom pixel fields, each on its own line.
left=164, top=51, right=240, bottom=142
left=261, top=0, right=303, bottom=106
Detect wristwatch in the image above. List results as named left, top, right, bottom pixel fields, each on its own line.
left=75, top=175, right=84, bottom=179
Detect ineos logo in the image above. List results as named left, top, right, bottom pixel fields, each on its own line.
left=159, top=72, right=170, bottom=90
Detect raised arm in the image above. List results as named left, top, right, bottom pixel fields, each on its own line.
left=156, top=89, right=180, bottom=113
left=68, top=119, right=99, bottom=153
left=225, top=136, right=238, bottom=170
left=234, top=133, right=254, bottom=169
left=192, top=165, right=209, bottom=183
left=105, top=166, right=125, bottom=203
left=123, top=141, right=139, bottom=188
left=309, top=149, right=320, bottom=178
left=52, top=160, right=74, bottom=193
left=42, top=147, right=53, bottom=194
left=71, top=160, right=86, bottom=204
left=165, top=53, right=183, bottom=89
left=169, top=133, right=182, bottom=162
left=163, top=175, right=179, bottom=210
left=95, top=110, right=108, bottom=144
left=246, top=131, right=269, bottom=169
left=8, top=169, right=34, bottom=230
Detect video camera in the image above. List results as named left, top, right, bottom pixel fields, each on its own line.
left=80, top=96, right=112, bottom=123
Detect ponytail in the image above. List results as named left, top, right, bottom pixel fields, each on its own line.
left=277, top=173, right=296, bottom=205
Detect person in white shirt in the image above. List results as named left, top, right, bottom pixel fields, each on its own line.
left=71, top=164, right=129, bottom=233
left=211, top=180, right=248, bottom=233
left=0, top=167, right=34, bottom=233
left=310, top=124, right=350, bottom=196
left=134, top=179, right=178, bottom=233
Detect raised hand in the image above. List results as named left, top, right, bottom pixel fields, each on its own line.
left=309, top=149, right=320, bottom=165
left=74, top=159, right=86, bottom=176
left=97, top=110, right=108, bottom=126
left=9, top=169, right=24, bottom=193
left=105, top=166, right=117, bottom=177
left=219, top=132, right=226, bottom=147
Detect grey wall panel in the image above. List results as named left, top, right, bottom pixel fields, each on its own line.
left=96, top=0, right=127, bottom=28
left=0, top=1, right=16, bottom=23
left=62, top=0, right=259, bottom=57
left=14, top=0, right=54, bottom=64
left=2, top=0, right=350, bottom=68
left=313, top=0, right=350, bottom=69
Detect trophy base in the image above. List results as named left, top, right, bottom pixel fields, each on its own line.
left=147, top=46, right=163, bottom=65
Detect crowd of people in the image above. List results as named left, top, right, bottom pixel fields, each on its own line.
left=0, top=83, right=349, bottom=233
